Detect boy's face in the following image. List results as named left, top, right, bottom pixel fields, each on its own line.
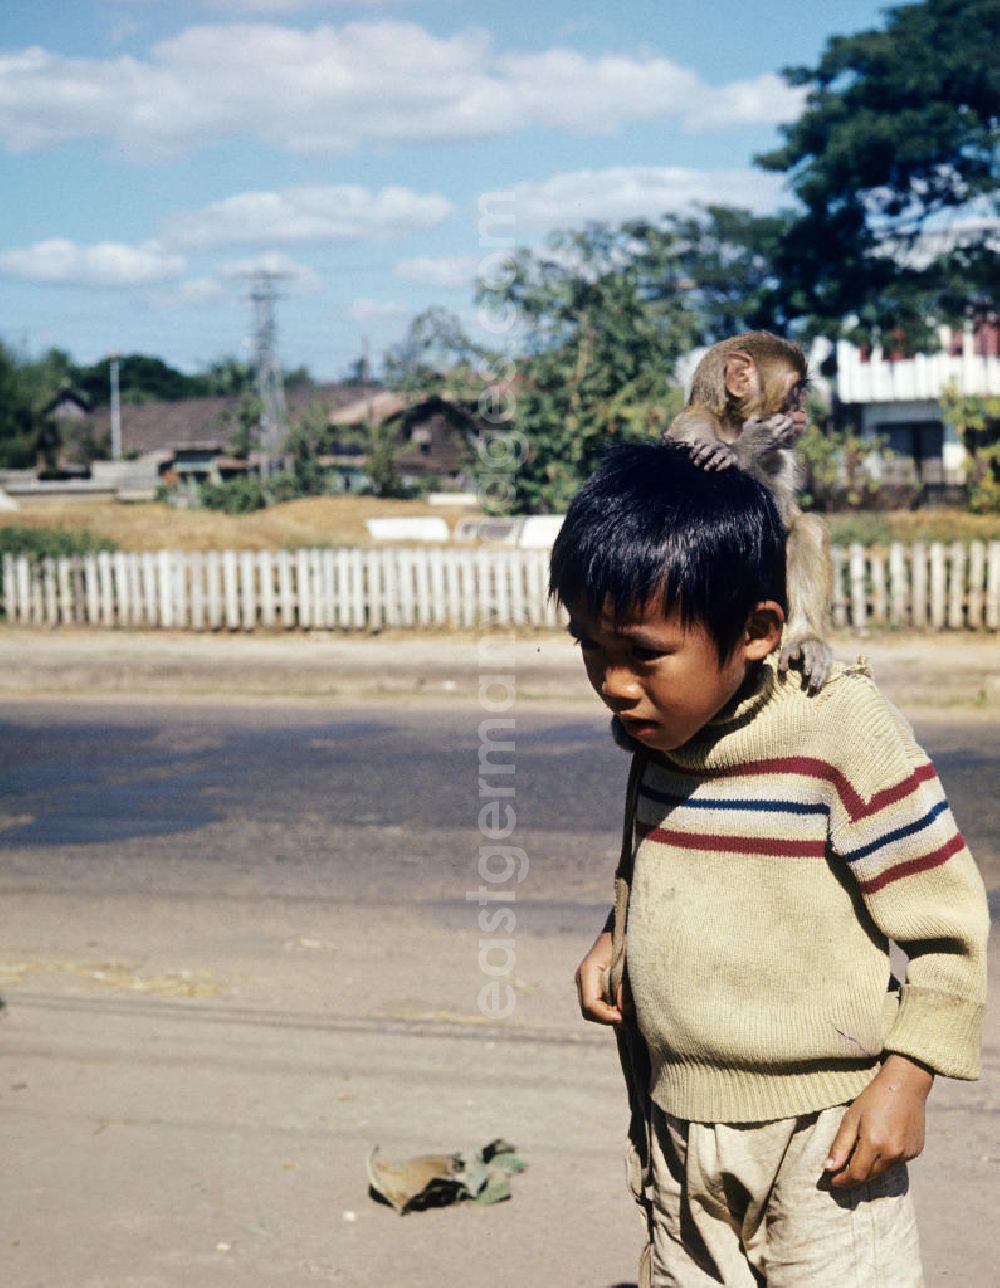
left=567, top=598, right=762, bottom=753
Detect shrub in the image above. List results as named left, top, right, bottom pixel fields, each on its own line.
left=0, top=526, right=117, bottom=560
left=0, top=527, right=119, bottom=615
left=267, top=472, right=306, bottom=504
left=199, top=477, right=269, bottom=513
left=940, top=385, right=1000, bottom=514
left=797, top=424, right=920, bottom=512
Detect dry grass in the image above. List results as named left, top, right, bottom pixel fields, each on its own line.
left=826, top=510, right=1000, bottom=546
left=3, top=496, right=998, bottom=553
left=0, top=496, right=481, bottom=552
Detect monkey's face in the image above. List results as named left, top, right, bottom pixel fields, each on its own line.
left=567, top=599, right=780, bottom=753
left=729, top=356, right=807, bottom=432
left=778, top=369, right=808, bottom=431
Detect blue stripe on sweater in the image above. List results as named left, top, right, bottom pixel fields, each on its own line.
left=840, top=798, right=950, bottom=864
left=640, top=784, right=828, bottom=816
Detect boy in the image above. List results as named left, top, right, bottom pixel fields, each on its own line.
left=550, top=441, right=988, bottom=1287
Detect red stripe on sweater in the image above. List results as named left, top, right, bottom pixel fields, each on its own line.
left=856, top=831, right=965, bottom=894
left=638, top=821, right=827, bottom=859
left=663, top=757, right=936, bottom=822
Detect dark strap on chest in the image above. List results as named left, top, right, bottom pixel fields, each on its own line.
left=607, top=749, right=646, bottom=1007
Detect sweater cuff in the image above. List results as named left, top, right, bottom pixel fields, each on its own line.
left=883, top=984, right=985, bottom=1080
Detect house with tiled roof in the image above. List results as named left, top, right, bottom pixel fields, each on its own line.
left=329, top=392, right=483, bottom=491
left=85, top=383, right=379, bottom=462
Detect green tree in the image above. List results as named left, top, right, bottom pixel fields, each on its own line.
left=282, top=364, right=314, bottom=393
left=940, top=383, right=1000, bottom=512
left=477, top=222, right=694, bottom=511
left=219, top=393, right=265, bottom=462
left=0, top=340, right=42, bottom=468
left=383, top=307, right=493, bottom=397
left=624, top=206, right=798, bottom=343
left=326, top=404, right=404, bottom=499
left=21, top=347, right=76, bottom=405
left=68, top=352, right=308, bottom=404
left=72, top=353, right=196, bottom=405
left=283, top=400, right=330, bottom=496
left=758, top=0, right=999, bottom=347
left=0, top=342, right=91, bottom=469
left=195, top=357, right=256, bottom=398
left=364, top=418, right=404, bottom=498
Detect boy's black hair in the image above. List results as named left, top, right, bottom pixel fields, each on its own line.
left=548, top=440, right=788, bottom=661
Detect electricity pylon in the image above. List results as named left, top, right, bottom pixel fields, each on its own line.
left=245, top=270, right=289, bottom=461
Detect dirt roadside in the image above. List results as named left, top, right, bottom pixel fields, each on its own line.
left=4, top=625, right=1000, bottom=708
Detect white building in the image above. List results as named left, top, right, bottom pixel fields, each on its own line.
left=834, top=320, right=1000, bottom=490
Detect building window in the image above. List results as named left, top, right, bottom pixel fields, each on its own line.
left=878, top=421, right=946, bottom=484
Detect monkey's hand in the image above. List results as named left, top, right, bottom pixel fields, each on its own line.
left=740, top=413, right=803, bottom=454
left=688, top=438, right=737, bottom=471
left=779, top=633, right=833, bottom=694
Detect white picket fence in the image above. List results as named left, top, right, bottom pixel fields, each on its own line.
left=2, top=542, right=1000, bottom=632
left=0, top=547, right=560, bottom=631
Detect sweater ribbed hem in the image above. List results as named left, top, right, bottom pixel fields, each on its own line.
left=884, top=985, right=985, bottom=1080
left=650, top=1060, right=878, bottom=1125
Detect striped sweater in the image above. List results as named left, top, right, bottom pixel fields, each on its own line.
left=622, top=657, right=989, bottom=1124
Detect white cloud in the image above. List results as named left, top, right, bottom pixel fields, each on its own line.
left=173, top=276, right=230, bottom=305
left=202, top=0, right=417, bottom=10
left=0, top=20, right=805, bottom=157
left=202, top=0, right=326, bottom=11
left=684, top=74, right=805, bottom=132
left=217, top=251, right=324, bottom=293
left=393, top=255, right=479, bottom=289
left=143, top=275, right=231, bottom=311
left=496, top=49, right=701, bottom=135
left=0, top=238, right=186, bottom=287
left=146, top=251, right=324, bottom=310
left=165, top=184, right=455, bottom=248
left=502, top=166, right=788, bottom=231
left=348, top=297, right=409, bottom=322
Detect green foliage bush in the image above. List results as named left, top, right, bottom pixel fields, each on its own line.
left=797, top=423, right=922, bottom=514
left=0, top=526, right=117, bottom=560
left=940, top=385, right=1000, bottom=514
left=199, top=477, right=270, bottom=513
left=0, top=527, right=118, bottom=613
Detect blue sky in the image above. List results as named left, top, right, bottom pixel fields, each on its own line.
left=1, top=0, right=891, bottom=381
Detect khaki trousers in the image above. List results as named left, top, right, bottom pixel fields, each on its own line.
left=644, top=1100, right=923, bottom=1287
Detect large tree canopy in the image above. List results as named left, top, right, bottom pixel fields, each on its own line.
left=759, top=0, right=999, bottom=347
left=626, top=207, right=798, bottom=343
left=477, top=223, right=697, bottom=511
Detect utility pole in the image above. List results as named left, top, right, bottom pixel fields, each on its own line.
left=245, top=270, right=289, bottom=471
left=109, top=352, right=122, bottom=460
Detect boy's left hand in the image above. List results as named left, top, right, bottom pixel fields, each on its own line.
left=824, top=1054, right=933, bottom=1189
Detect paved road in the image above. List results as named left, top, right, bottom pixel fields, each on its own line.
left=2, top=700, right=997, bottom=892
left=1, top=700, right=997, bottom=1287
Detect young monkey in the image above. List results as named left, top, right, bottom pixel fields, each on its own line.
left=665, top=331, right=833, bottom=691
